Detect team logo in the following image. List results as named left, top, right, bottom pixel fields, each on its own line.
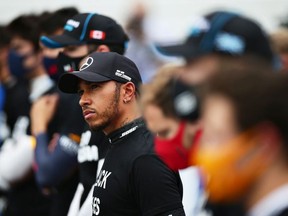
left=64, top=19, right=80, bottom=31
left=90, top=30, right=106, bottom=40
left=215, top=32, right=245, bottom=54
left=80, top=57, right=94, bottom=71
left=115, top=69, right=131, bottom=81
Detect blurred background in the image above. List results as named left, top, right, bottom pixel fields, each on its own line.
left=1, top=0, right=288, bottom=43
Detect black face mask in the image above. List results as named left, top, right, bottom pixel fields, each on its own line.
left=57, top=52, right=86, bottom=75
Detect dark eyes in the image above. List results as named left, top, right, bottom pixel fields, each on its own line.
left=90, top=84, right=100, bottom=90
left=77, top=89, right=84, bottom=97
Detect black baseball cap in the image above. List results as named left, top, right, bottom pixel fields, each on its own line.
left=40, top=13, right=129, bottom=48
left=58, top=52, right=142, bottom=93
left=156, top=11, right=274, bottom=63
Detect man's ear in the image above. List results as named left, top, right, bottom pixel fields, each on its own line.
left=96, top=45, right=110, bottom=53
left=122, top=82, right=136, bottom=104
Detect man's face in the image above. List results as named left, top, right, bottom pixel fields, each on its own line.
left=143, top=104, right=179, bottom=139
left=196, top=95, right=272, bottom=203
left=78, top=80, right=121, bottom=132
left=63, top=44, right=89, bottom=58
left=40, top=28, right=64, bottom=59
left=180, top=55, right=220, bottom=85
left=10, top=36, right=39, bottom=69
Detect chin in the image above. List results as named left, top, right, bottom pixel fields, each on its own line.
left=90, top=121, right=109, bottom=132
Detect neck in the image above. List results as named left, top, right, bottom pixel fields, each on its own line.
left=103, top=102, right=141, bottom=135
left=27, top=64, right=47, bottom=80
left=245, top=157, right=288, bottom=211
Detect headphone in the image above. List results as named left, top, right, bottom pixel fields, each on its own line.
left=172, top=78, right=200, bottom=122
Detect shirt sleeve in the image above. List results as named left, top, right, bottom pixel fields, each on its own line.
left=34, top=132, right=78, bottom=188
left=34, top=93, right=85, bottom=188
left=130, top=154, right=184, bottom=216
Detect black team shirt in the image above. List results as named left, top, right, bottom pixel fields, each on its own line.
left=92, top=118, right=184, bottom=216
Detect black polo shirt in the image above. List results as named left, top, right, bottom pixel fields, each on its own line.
left=92, top=118, right=184, bottom=216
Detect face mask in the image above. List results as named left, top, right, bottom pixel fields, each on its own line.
left=8, top=50, right=31, bottom=78
left=195, top=129, right=270, bottom=203
left=43, top=57, right=59, bottom=81
left=154, top=121, right=201, bottom=171
left=57, top=52, right=86, bottom=74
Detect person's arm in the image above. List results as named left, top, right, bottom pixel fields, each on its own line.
left=34, top=132, right=78, bottom=187
left=31, top=94, right=81, bottom=188
left=131, top=154, right=185, bottom=216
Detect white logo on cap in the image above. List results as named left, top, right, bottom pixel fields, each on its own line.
left=115, top=70, right=131, bottom=81
left=67, top=19, right=80, bottom=28
left=215, top=32, right=245, bottom=54
left=80, top=57, right=94, bottom=71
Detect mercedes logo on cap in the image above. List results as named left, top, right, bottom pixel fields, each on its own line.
left=80, top=57, right=94, bottom=71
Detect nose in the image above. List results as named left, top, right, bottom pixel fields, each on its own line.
left=79, top=93, right=91, bottom=107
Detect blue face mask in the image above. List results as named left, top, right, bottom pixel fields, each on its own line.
left=8, top=50, right=31, bottom=79
left=43, top=57, right=59, bottom=81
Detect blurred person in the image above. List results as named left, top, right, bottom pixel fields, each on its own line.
left=2, top=11, right=82, bottom=216
left=155, top=10, right=276, bottom=215
left=58, top=51, right=185, bottom=216
left=141, top=64, right=201, bottom=171
left=40, top=7, right=79, bottom=81
left=140, top=64, right=203, bottom=215
left=154, top=10, right=276, bottom=169
left=270, top=28, right=288, bottom=73
left=1, top=13, right=54, bottom=216
left=30, top=8, right=88, bottom=216
left=40, top=13, right=129, bottom=216
left=196, top=67, right=288, bottom=216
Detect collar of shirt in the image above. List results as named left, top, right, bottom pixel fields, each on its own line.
left=248, top=183, right=288, bottom=216
left=107, top=117, right=145, bottom=144
left=29, top=74, right=55, bottom=102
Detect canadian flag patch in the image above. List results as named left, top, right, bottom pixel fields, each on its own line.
left=90, top=30, right=106, bottom=40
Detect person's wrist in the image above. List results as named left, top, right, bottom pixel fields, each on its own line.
left=32, top=121, right=47, bottom=136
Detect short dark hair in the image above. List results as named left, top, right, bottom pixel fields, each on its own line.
left=7, top=14, right=41, bottom=51
left=40, top=7, right=79, bottom=35
left=201, top=63, right=288, bottom=146
left=0, top=25, right=11, bottom=48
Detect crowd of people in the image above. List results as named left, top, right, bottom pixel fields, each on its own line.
left=0, top=4, right=288, bottom=216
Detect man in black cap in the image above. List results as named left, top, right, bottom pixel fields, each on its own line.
left=58, top=51, right=185, bottom=216
left=157, top=10, right=276, bottom=85
left=41, top=13, right=128, bottom=76
left=38, top=13, right=129, bottom=216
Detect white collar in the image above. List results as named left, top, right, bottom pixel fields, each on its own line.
left=29, top=74, right=55, bottom=102
left=248, top=184, right=288, bottom=216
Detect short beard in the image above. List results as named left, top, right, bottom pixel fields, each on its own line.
left=90, top=82, right=121, bottom=132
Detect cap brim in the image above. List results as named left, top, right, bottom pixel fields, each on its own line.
left=58, top=71, right=111, bottom=93
left=40, top=34, right=84, bottom=48
left=156, top=43, right=200, bottom=60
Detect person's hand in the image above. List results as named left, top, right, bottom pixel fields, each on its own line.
left=30, top=94, right=59, bottom=135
